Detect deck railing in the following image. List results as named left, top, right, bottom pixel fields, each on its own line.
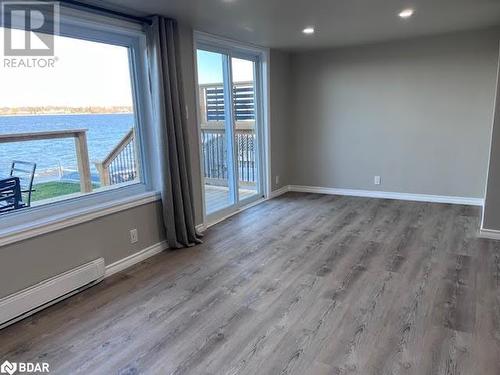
left=200, top=82, right=257, bottom=186
left=201, top=123, right=256, bottom=185
left=94, top=128, right=137, bottom=186
left=0, top=129, right=93, bottom=193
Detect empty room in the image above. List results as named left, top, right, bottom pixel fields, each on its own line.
left=1, top=0, right=500, bottom=374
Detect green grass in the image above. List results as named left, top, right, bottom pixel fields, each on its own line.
left=31, top=181, right=98, bottom=202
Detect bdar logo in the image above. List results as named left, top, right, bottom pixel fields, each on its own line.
left=0, top=361, right=17, bottom=375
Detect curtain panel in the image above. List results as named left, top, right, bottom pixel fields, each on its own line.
left=148, top=16, right=202, bottom=248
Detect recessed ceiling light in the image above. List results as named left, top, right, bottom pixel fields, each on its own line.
left=399, top=9, right=414, bottom=18
left=302, top=27, right=315, bottom=35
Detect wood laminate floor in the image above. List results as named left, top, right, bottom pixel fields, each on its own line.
left=1, top=193, right=500, bottom=375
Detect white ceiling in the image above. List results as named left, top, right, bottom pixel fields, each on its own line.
left=95, top=0, right=500, bottom=50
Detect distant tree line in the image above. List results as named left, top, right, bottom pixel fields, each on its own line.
left=0, top=106, right=133, bottom=115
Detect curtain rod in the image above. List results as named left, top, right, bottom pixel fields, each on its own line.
left=58, top=0, right=153, bottom=25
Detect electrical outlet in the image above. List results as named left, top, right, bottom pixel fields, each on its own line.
left=275, top=175, right=280, bottom=186
left=374, top=176, right=381, bottom=185
left=130, top=229, right=138, bottom=244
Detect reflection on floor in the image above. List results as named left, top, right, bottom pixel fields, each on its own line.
left=205, top=184, right=257, bottom=214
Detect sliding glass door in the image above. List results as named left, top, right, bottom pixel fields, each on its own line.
left=231, top=57, right=260, bottom=203
left=196, top=47, right=263, bottom=219
left=197, top=50, right=234, bottom=214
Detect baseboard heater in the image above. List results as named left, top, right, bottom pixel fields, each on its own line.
left=0, top=258, right=105, bottom=329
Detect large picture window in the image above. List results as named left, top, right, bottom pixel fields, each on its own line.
left=0, top=7, right=154, bottom=239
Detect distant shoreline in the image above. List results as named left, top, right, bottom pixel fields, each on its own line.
left=0, top=106, right=133, bottom=117
left=0, top=112, right=133, bottom=117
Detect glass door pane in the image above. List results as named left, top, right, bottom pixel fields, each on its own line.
left=197, top=49, right=235, bottom=215
left=231, top=57, right=260, bottom=202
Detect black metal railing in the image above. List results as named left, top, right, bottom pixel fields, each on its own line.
left=236, top=131, right=256, bottom=182
left=95, top=128, right=137, bottom=186
left=202, top=129, right=227, bottom=181
left=108, top=139, right=137, bottom=185
left=201, top=128, right=256, bottom=184
left=200, top=82, right=257, bottom=186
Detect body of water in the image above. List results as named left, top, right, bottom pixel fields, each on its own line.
left=0, top=114, right=135, bottom=183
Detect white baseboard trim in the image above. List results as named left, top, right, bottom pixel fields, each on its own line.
left=104, top=240, right=168, bottom=278
left=477, top=228, right=500, bottom=240
left=195, top=223, right=206, bottom=233
left=199, top=184, right=483, bottom=233
left=269, top=185, right=290, bottom=199
left=0, top=258, right=105, bottom=329
left=288, top=185, right=484, bottom=206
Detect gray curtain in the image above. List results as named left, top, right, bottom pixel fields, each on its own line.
left=148, top=16, right=202, bottom=248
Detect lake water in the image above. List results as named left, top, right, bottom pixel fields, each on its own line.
left=0, top=114, right=134, bottom=183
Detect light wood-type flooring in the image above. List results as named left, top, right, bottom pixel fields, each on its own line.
left=1, top=193, right=499, bottom=374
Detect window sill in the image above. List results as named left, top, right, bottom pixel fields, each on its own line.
left=0, top=191, right=161, bottom=247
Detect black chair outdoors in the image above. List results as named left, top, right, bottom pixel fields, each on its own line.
left=0, top=177, right=22, bottom=213
left=0, top=161, right=37, bottom=213
left=10, top=161, right=37, bottom=207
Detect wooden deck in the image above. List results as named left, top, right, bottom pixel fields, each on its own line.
left=205, top=185, right=257, bottom=214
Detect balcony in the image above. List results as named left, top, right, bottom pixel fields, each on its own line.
left=199, top=82, right=259, bottom=214
left=0, top=126, right=138, bottom=213
left=0, top=82, right=258, bottom=214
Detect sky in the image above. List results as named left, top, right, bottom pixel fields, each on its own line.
left=0, top=28, right=134, bottom=107
left=197, top=49, right=254, bottom=84
left=0, top=28, right=254, bottom=108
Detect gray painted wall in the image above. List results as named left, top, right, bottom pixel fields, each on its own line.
left=270, top=49, right=292, bottom=190
left=0, top=201, right=165, bottom=298
left=289, top=28, right=500, bottom=198
left=0, top=23, right=200, bottom=300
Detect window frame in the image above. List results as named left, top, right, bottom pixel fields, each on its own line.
left=0, top=7, right=158, bottom=245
